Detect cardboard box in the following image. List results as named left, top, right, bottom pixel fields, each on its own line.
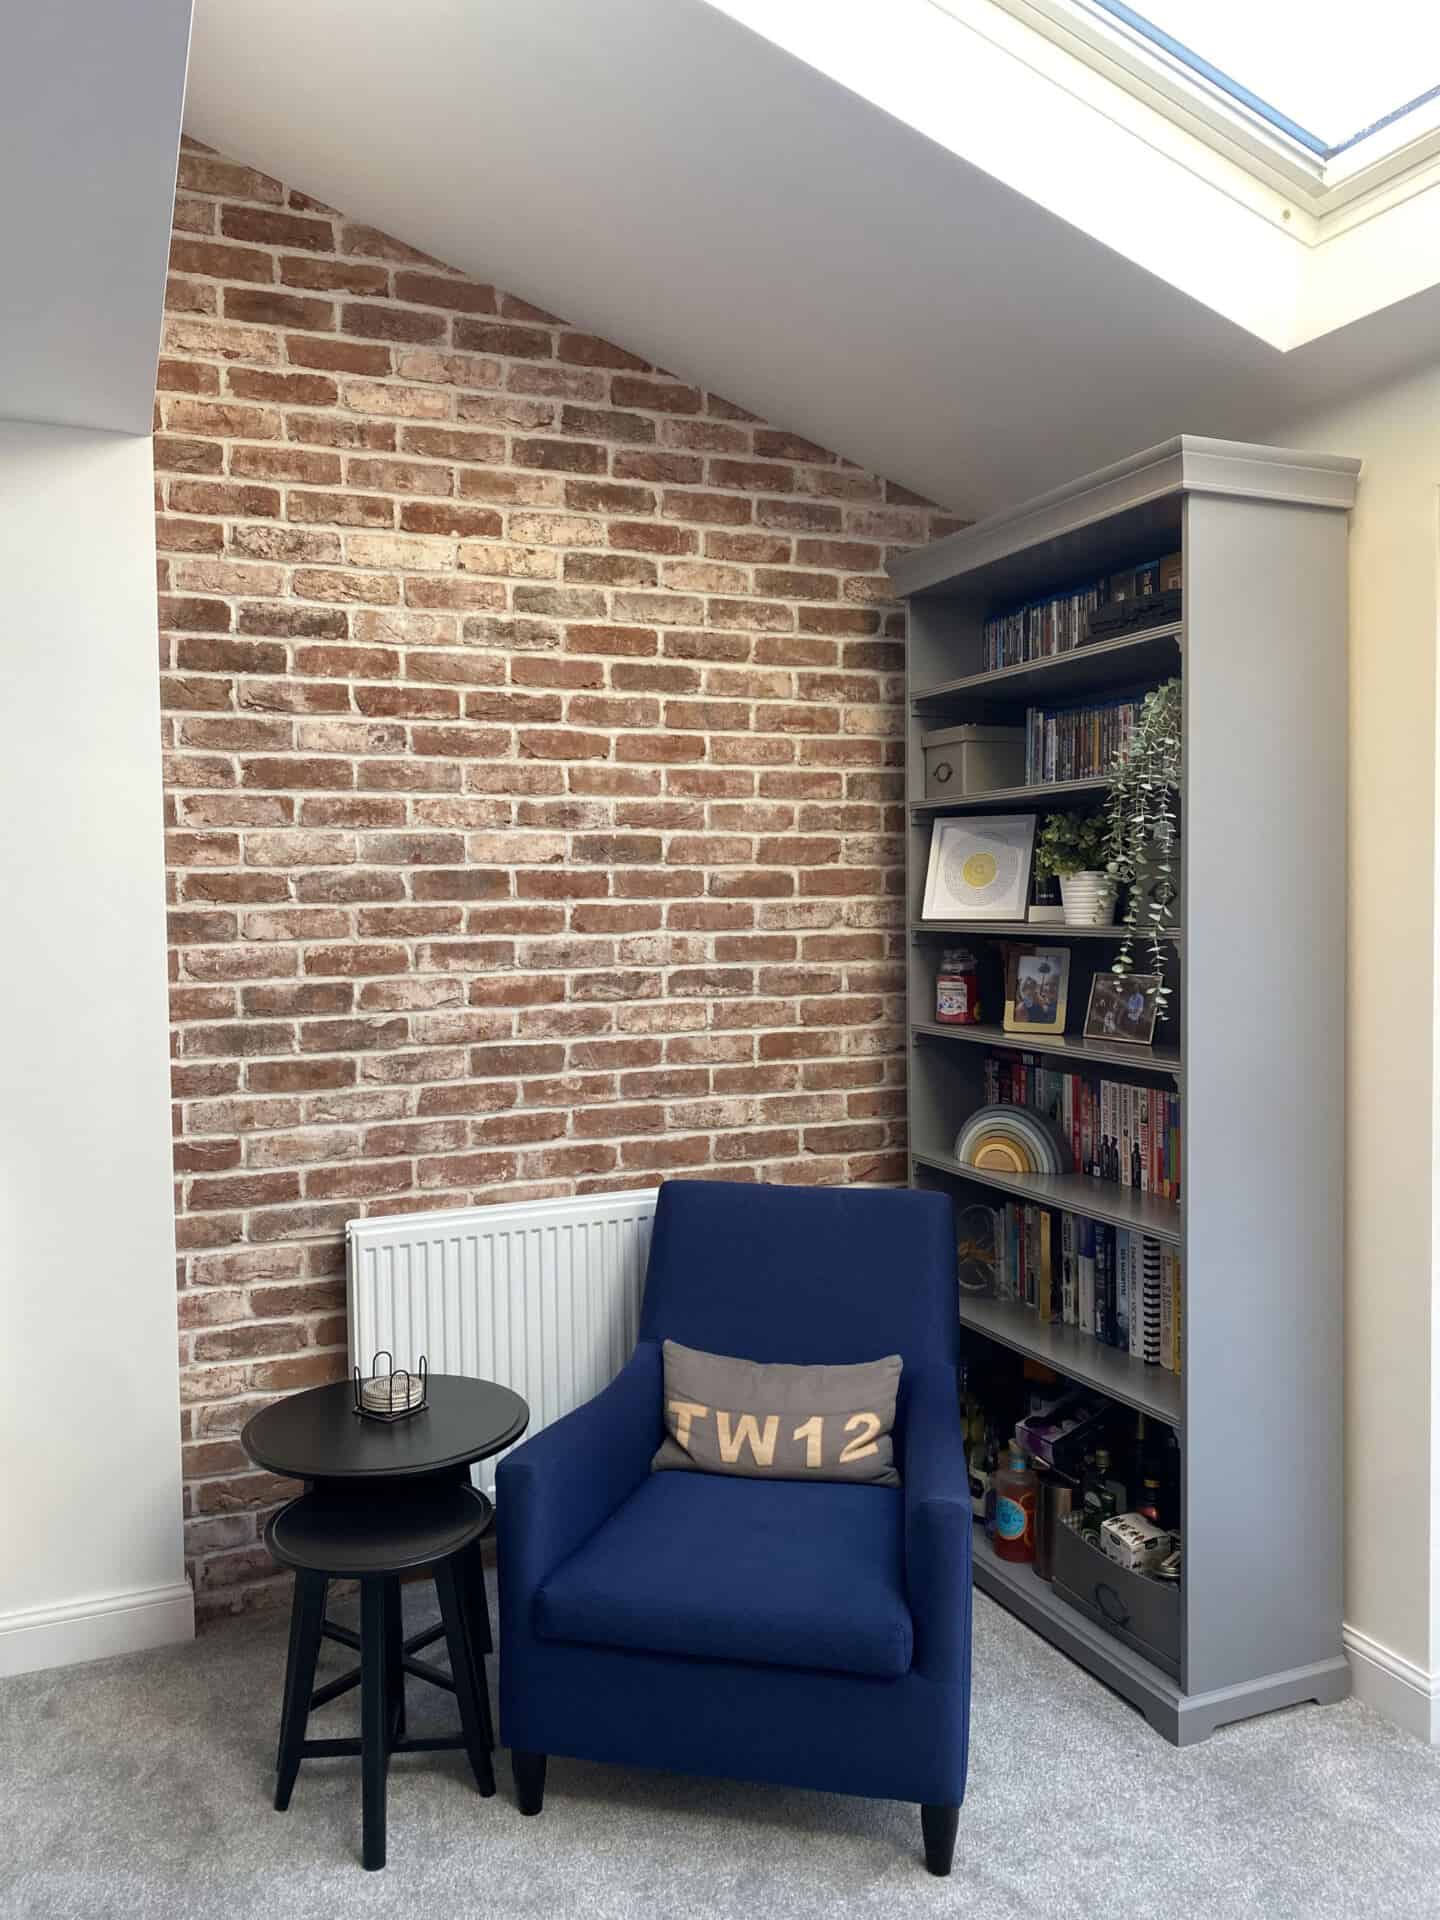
left=922, top=724, right=1025, bottom=799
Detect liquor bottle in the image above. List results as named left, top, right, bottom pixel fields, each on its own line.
left=1081, top=1446, right=1125, bottom=1536
left=993, top=1445, right=1037, bottom=1564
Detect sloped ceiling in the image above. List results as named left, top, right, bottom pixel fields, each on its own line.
left=179, top=0, right=1440, bottom=511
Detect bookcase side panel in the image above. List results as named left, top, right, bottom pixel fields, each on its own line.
left=1180, top=490, right=1347, bottom=1698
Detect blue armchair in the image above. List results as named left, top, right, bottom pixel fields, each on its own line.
left=496, top=1178, right=971, bottom=1875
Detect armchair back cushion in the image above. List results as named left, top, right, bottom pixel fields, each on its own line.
left=638, top=1180, right=958, bottom=1373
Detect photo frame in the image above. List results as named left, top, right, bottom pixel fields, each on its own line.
left=1002, top=947, right=1071, bottom=1035
left=1083, top=972, right=1161, bottom=1046
left=921, top=814, right=1035, bottom=922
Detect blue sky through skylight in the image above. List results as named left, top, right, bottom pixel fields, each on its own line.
left=1091, top=1, right=1440, bottom=152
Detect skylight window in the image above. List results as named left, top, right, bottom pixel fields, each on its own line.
left=1090, top=0, right=1440, bottom=154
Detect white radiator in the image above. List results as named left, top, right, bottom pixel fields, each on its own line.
left=346, top=1188, right=658, bottom=1495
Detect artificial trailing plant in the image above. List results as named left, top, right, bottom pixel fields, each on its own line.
left=1103, top=675, right=1182, bottom=1008
left=1034, top=809, right=1108, bottom=880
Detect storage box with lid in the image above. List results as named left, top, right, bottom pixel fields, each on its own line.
left=921, top=724, right=1025, bottom=798
left=1052, top=1511, right=1181, bottom=1678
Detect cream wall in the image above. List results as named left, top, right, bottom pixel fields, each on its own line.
left=1269, top=366, right=1440, bottom=1737
left=0, top=420, right=193, bottom=1674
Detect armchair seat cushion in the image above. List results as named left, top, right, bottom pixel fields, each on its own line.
left=533, top=1471, right=914, bottom=1679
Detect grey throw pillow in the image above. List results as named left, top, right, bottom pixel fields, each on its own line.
left=651, top=1340, right=903, bottom=1487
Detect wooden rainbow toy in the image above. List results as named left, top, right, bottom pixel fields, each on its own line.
left=952, top=1107, right=1070, bottom=1176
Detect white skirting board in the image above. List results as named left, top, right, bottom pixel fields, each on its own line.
left=0, top=1581, right=195, bottom=1680
left=1344, top=1623, right=1440, bottom=1744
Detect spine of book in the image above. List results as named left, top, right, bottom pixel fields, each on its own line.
left=1119, top=1084, right=1133, bottom=1189
left=1139, top=1088, right=1151, bottom=1194
left=1171, top=1251, right=1183, bottom=1373
left=1159, top=1248, right=1174, bottom=1371
left=1038, top=1210, right=1054, bottom=1323
left=1061, top=1212, right=1076, bottom=1324
left=1115, top=1232, right=1130, bottom=1351
left=1079, top=1219, right=1096, bottom=1334
left=1141, top=1237, right=1163, bottom=1364
left=1094, top=1226, right=1110, bottom=1345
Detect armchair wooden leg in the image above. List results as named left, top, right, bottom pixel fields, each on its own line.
left=512, top=1749, right=547, bottom=1815
left=921, top=1803, right=959, bottom=1877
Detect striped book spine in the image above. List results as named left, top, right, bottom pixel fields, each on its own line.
left=1141, top=1238, right=1163, bottom=1364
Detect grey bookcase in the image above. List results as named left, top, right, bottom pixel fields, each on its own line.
left=890, top=436, right=1359, bottom=1744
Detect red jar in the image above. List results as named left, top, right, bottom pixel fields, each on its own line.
left=936, top=947, right=981, bottom=1025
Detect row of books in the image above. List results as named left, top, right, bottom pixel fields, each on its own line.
left=989, top=1203, right=1183, bottom=1372
left=984, top=581, right=1104, bottom=671
left=982, top=553, right=1182, bottom=672
left=985, top=1053, right=1181, bottom=1201
left=1024, top=692, right=1141, bottom=784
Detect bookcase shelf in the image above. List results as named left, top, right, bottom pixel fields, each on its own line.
left=912, top=622, right=1182, bottom=711
left=911, top=1148, right=1184, bottom=1244
left=971, top=1521, right=1183, bottom=1731
left=892, top=435, right=1356, bottom=1747
left=910, top=775, right=1109, bottom=818
left=912, top=1019, right=1183, bottom=1081
left=909, top=919, right=1182, bottom=943
left=959, top=1292, right=1181, bottom=1425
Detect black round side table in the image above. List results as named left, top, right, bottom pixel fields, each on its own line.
left=241, top=1374, right=529, bottom=1871
left=243, top=1374, right=529, bottom=1487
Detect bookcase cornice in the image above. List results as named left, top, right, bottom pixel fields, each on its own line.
left=889, top=435, right=1362, bottom=599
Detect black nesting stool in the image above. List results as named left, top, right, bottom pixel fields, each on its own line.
left=242, top=1373, right=528, bottom=1871
left=267, top=1482, right=495, bottom=1872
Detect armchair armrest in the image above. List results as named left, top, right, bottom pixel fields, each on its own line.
left=901, top=1364, right=973, bottom=1681
left=497, top=1340, right=663, bottom=1609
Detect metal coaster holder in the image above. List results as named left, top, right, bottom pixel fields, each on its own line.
left=352, top=1350, right=428, bottom=1423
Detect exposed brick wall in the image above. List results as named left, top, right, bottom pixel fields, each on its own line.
left=161, top=143, right=960, bottom=1615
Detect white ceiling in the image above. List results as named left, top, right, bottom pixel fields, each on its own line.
left=172, top=1, right=1440, bottom=510
left=0, top=1, right=192, bottom=435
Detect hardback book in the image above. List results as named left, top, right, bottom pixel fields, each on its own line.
left=1159, top=1248, right=1174, bottom=1372
left=1060, top=1212, right=1077, bottom=1325
left=1141, top=1237, right=1163, bottom=1365
left=1079, top=1218, right=1096, bottom=1334
left=1094, top=1227, right=1111, bottom=1345
left=1115, top=1233, right=1131, bottom=1350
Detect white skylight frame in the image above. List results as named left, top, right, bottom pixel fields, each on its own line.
left=705, top=0, right=1440, bottom=351
left=983, top=0, right=1440, bottom=218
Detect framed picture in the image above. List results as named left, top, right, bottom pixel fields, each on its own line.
left=1003, top=947, right=1070, bottom=1034
left=1083, top=972, right=1161, bottom=1046
left=921, top=814, right=1035, bottom=922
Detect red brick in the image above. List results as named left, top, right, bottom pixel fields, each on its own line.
left=453, top=319, right=553, bottom=358
left=220, top=206, right=335, bottom=251
left=393, top=271, right=497, bottom=313
left=510, top=438, right=606, bottom=474
left=342, top=301, right=446, bottom=344
left=224, top=287, right=334, bottom=330
left=280, top=255, right=389, bottom=294
left=556, top=333, right=650, bottom=370
left=285, top=335, right=392, bottom=376
left=227, top=368, right=339, bottom=407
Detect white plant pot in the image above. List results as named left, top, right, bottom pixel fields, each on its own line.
left=1059, top=871, right=1117, bottom=926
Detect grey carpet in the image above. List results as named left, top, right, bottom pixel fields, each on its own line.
left=3, top=1568, right=1439, bottom=1920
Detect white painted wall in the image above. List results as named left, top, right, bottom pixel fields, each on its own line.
left=1268, top=367, right=1440, bottom=1740
left=0, top=421, right=193, bottom=1675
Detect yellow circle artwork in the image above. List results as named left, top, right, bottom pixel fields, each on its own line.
left=962, top=851, right=998, bottom=889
